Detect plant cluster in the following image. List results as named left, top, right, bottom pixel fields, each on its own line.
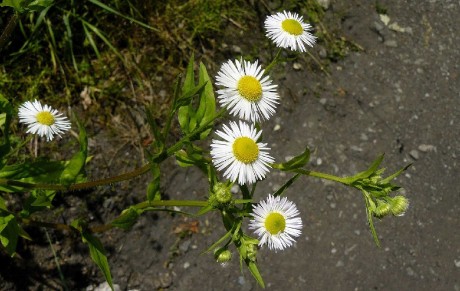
left=0, top=1, right=410, bottom=289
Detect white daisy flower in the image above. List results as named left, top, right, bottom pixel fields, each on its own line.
left=249, top=194, right=302, bottom=251
left=215, top=59, right=279, bottom=123
left=18, top=99, right=71, bottom=141
left=210, top=121, right=274, bottom=185
left=265, top=11, right=316, bottom=52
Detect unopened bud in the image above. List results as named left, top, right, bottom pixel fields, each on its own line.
left=390, top=195, right=409, bottom=216
left=213, top=182, right=232, bottom=204
left=374, top=200, right=391, bottom=218
left=214, top=248, right=232, bottom=265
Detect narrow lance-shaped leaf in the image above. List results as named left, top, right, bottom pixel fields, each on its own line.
left=362, top=191, right=380, bottom=247
left=248, top=261, right=265, bottom=288
left=178, top=54, right=195, bottom=133
left=196, top=62, right=216, bottom=140
left=60, top=117, right=88, bottom=186
left=0, top=94, right=12, bottom=169
left=273, top=173, right=301, bottom=197
left=111, top=207, right=141, bottom=230
left=0, top=213, right=19, bottom=256
left=347, top=154, right=385, bottom=183
left=88, top=0, right=158, bottom=31
left=144, top=105, right=164, bottom=152
left=380, top=163, right=412, bottom=184
left=81, top=232, right=114, bottom=290
left=273, top=147, right=310, bottom=170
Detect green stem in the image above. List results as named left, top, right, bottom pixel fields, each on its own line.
left=134, top=200, right=208, bottom=209
left=20, top=218, right=75, bottom=232
left=0, top=163, right=152, bottom=191
left=292, top=168, right=350, bottom=185
left=264, top=48, right=282, bottom=73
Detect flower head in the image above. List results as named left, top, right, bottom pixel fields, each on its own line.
left=210, top=121, right=274, bottom=185
left=18, top=100, right=71, bottom=141
left=215, top=59, right=279, bottom=123
left=390, top=196, right=409, bottom=216
left=265, top=11, right=316, bottom=52
left=249, top=194, right=302, bottom=251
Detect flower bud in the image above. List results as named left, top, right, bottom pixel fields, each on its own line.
left=215, top=248, right=232, bottom=265
left=374, top=200, right=391, bottom=218
left=390, top=195, right=409, bottom=216
left=213, top=182, right=232, bottom=204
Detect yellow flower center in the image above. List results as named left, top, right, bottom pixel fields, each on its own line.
left=36, top=111, right=55, bottom=126
left=237, top=76, right=262, bottom=102
left=265, top=212, right=286, bottom=235
left=281, top=19, right=303, bottom=36
left=232, top=137, right=259, bottom=164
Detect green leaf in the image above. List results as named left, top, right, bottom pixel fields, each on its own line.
left=26, top=0, right=53, bottom=12
left=82, top=232, right=113, bottom=290
left=273, top=174, right=301, bottom=197
left=176, top=81, right=207, bottom=109
left=60, top=118, right=87, bottom=186
left=380, top=164, right=412, bottom=184
left=203, top=228, right=232, bottom=254
left=82, top=21, right=101, bottom=58
left=88, top=0, right=158, bottom=31
left=175, top=150, right=195, bottom=168
left=0, top=160, right=66, bottom=192
left=178, top=54, right=195, bottom=133
left=178, top=59, right=216, bottom=139
left=196, top=62, right=216, bottom=140
left=195, top=204, right=213, bottom=216
left=362, top=191, right=380, bottom=247
left=111, top=207, right=141, bottom=230
left=349, top=154, right=385, bottom=183
left=247, top=261, right=265, bottom=288
left=145, top=106, right=164, bottom=151
left=0, top=94, right=12, bottom=168
left=0, top=196, right=6, bottom=211
left=274, top=147, right=311, bottom=171
left=0, top=213, right=19, bottom=256
left=63, top=12, right=78, bottom=72
left=60, top=151, right=86, bottom=187
left=0, top=0, right=25, bottom=12
left=80, top=19, right=124, bottom=63
left=183, top=54, right=195, bottom=92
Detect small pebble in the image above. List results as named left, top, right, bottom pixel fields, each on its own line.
left=293, top=62, right=302, bottom=70
left=384, top=40, right=398, bottom=47
left=409, top=150, right=419, bottom=160
left=418, top=144, right=436, bottom=152
left=454, top=259, right=460, bottom=268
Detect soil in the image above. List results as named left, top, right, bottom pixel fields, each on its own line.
left=1, top=0, right=459, bottom=290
